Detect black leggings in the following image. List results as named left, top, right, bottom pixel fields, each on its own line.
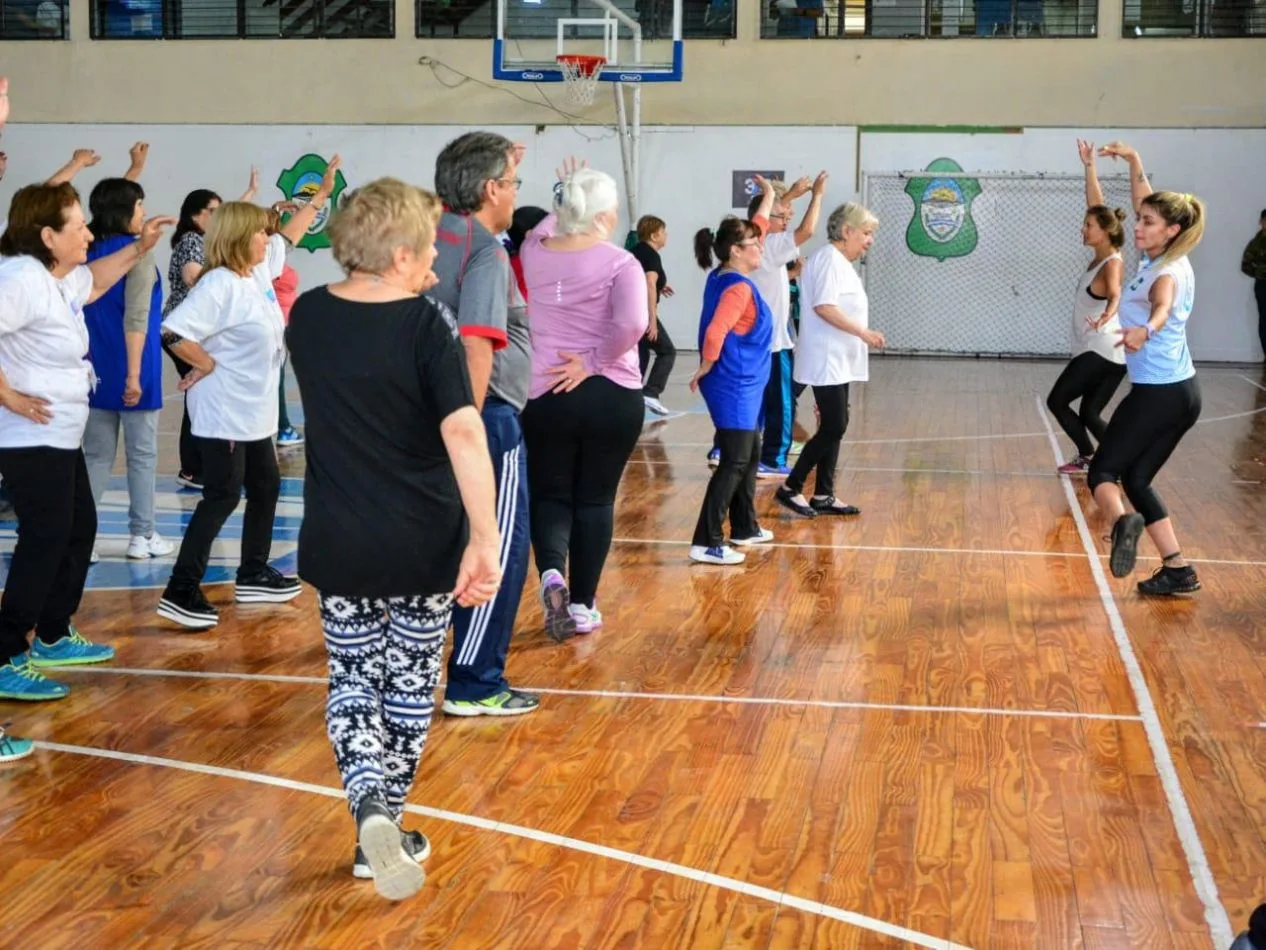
left=1087, top=376, right=1201, bottom=525
left=1046, top=351, right=1127, bottom=458
left=786, top=383, right=850, bottom=498
left=692, top=428, right=760, bottom=548
left=520, top=376, right=643, bottom=608
left=167, top=436, right=281, bottom=590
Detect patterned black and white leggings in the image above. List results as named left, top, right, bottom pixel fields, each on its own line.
left=319, top=593, right=452, bottom=822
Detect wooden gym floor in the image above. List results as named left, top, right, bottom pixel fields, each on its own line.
left=2, top=357, right=1265, bottom=949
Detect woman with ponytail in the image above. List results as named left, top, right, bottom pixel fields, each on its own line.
left=519, top=160, right=648, bottom=635
left=686, top=176, right=777, bottom=566
left=1089, top=141, right=1205, bottom=596
left=1047, top=139, right=1128, bottom=474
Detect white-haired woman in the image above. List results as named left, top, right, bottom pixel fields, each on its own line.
left=519, top=161, right=649, bottom=637
left=776, top=203, right=885, bottom=519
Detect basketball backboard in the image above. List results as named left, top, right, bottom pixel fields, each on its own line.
left=493, top=0, right=684, bottom=84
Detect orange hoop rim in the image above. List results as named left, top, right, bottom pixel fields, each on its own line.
left=556, top=53, right=606, bottom=77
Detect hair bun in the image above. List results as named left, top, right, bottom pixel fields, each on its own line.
left=1114, top=207, right=1127, bottom=222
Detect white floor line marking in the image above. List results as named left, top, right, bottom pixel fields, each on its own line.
left=1035, top=394, right=1232, bottom=947
left=1236, top=374, right=1266, bottom=394
left=610, top=535, right=1266, bottom=569
left=46, top=665, right=1141, bottom=724
left=639, top=432, right=1049, bottom=448
left=612, top=535, right=1080, bottom=559
left=34, top=741, right=969, bottom=950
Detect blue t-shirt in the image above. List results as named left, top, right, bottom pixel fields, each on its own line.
left=1118, top=254, right=1196, bottom=386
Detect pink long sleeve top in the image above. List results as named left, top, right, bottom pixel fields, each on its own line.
left=520, top=214, right=650, bottom=400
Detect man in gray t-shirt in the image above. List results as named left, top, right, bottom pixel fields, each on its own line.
left=428, top=211, right=530, bottom=412
left=427, top=132, right=549, bottom=719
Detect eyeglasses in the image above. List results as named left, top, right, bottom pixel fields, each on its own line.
left=769, top=213, right=791, bottom=222
left=737, top=239, right=760, bottom=248
left=496, top=177, right=523, bottom=189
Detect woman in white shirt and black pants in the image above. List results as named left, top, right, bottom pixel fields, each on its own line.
left=158, top=162, right=338, bottom=629
left=0, top=181, right=171, bottom=701
left=776, top=203, right=886, bottom=519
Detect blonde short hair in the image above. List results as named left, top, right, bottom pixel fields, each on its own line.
left=203, top=201, right=270, bottom=276
left=327, top=178, right=442, bottom=275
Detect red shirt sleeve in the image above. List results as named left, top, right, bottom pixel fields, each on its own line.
left=702, top=283, right=755, bottom=362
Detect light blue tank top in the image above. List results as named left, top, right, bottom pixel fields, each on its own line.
left=1118, top=254, right=1195, bottom=385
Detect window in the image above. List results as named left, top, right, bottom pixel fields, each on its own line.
left=90, top=0, right=394, bottom=39
left=760, top=0, right=1095, bottom=36
left=418, top=0, right=734, bottom=40
left=1, top=0, right=68, bottom=39
left=1123, top=0, right=1265, bottom=36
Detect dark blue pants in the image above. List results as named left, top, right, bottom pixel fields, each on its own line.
left=446, top=397, right=530, bottom=702
left=760, top=350, right=795, bottom=468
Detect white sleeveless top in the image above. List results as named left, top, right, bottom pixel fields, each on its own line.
left=1071, top=253, right=1125, bottom=364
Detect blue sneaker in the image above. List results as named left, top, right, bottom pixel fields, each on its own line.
left=757, top=463, right=791, bottom=479
left=29, top=626, right=115, bottom=667
left=0, top=655, right=70, bottom=701
left=277, top=426, right=304, bottom=447
left=0, top=727, right=34, bottom=762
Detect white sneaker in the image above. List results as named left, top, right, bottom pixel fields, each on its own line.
left=689, top=544, right=746, bottom=566
left=146, top=532, right=175, bottom=557
left=731, top=527, right=774, bottom=546
left=643, top=396, right=669, bottom=416
left=128, top=532, right=175, bottom=559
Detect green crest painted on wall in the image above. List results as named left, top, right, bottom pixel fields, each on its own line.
left=275, top=154, right=347, bottom=252
left=904, top=158, right=981, bottom=262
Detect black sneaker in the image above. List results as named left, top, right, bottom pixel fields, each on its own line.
left=235, top=566, right=302, bottom=604
left=157, top=586, right=219, bottom=630
left=355, top=794, right=424, bottom=901
left=353, top=830, right=431, bottom=879
left=1137, top=565, right=1200, bottom=596
left=1108, top=513, right=1145, bottom=578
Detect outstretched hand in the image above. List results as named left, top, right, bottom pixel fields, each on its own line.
left=555, top=156, right=587, bottom=181
left=0, top=77, right=10, bottom=129
left=1076, top=138, right=1095, bottom=167
left=137, top=215, right=178, bottom=254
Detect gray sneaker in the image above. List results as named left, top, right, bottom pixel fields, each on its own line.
left=354, top=830, right=431, bottom=879
left=355, top=795, right=424, bottom=900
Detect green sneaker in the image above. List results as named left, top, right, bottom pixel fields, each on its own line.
left=441, top=689, right=541, bottom=717
left=29, top=625, right=115, bottom=667
left=789, top=440, right=806, bottom=456
left=0, top=727, right=34, bottom=763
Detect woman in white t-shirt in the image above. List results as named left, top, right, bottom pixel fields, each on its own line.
left=158, top=159, right=339, bottom=630
left=1046, top=139, right=1128, bottom=475
left=776, top=202, right=885, bottom=519
left=0, top=181, right=171, bottom=702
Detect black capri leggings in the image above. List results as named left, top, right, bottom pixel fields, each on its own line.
left=1087, top=376, right=1201, bottom=525
left=520, top=376, right=644, bottom=609
left=1046, top=351, right=1127, bottom=458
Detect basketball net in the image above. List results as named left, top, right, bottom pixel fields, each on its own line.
left=556, top=54, right=605, bottom=108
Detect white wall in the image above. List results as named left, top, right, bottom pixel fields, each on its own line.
left=1, top=123, right=1260, bottom=361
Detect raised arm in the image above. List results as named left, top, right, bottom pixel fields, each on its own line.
left=752, top=175, right=776, bottom=223
left=239, top=167, right=259, bottom=203
left=0, top=76, right=9, bottom=132
left=86, top=216, right=175, bottom=304
left=1100, top=141, right=1152, bottom=215
left=793, top=172, right=828, bottom=247
left=1077, top=139, right=1104, bottom=209
left=278, top=155, right=340, bottom=246
left=47, top=148, right=101, bottom=186
left=124, top=142, right=149, bottom=183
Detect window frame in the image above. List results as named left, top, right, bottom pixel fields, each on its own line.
left=88, top=0, right=395, bottom=40
left=0, top=0, right=70, bottom=40
left=415, top=0, right=737, bottom=41
left=759, top=0, right=1099, bottom=38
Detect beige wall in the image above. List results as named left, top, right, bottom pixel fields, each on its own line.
left=0, top=0, right=1262, bottom=126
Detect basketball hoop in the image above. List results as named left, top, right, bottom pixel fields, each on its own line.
left=556, top=54, right=606, bottom=107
